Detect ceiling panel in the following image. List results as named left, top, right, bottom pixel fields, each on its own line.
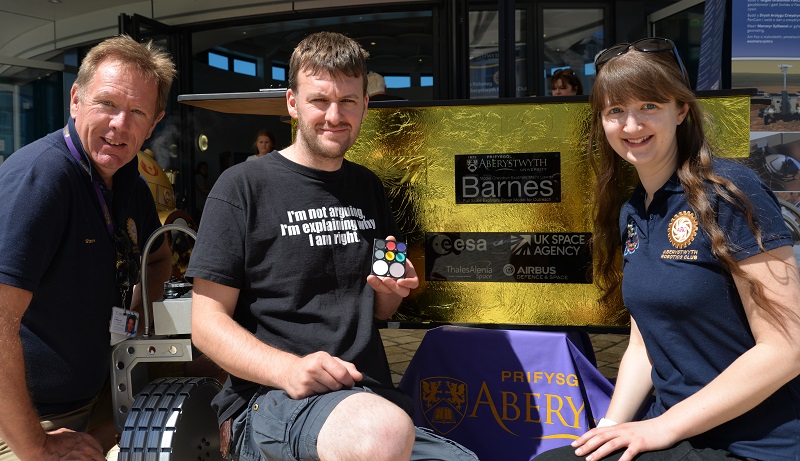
left=0, top=0, right=133, bottom=21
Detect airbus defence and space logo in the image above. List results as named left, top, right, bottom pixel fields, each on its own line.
left=425, top=232, right=592, bottom=284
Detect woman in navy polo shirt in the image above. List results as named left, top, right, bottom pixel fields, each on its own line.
left=536, top=38, right=800, bottom=461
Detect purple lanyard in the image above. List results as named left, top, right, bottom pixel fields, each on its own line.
left=62, top=126, right=115, bottom=237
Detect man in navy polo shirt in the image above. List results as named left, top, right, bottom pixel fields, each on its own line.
left=0, top=35, right=175, bottom=460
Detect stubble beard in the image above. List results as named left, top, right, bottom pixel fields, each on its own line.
left=296, top=114, right=360, bottom=162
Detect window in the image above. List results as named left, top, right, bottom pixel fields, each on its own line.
left=468, top=4, right=527, bottom=99
left=191, top=11, right=435, bottom=99
left=208, top=52, right=229, bottom=71
left=649, top=0, right=705, bottom=91
left=233, top=59, right=256, bottom=77
left=385, top=75, right=411, bottom=89
left=207, top=51, right=259, bottom=77
left=541, top=7, right=604, bottom=97
left=272, top=65, right=286, bottom=82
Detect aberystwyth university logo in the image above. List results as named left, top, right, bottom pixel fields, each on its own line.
left=415, top=369, right=596, bottom=440
left=420, top=377, right=468, bottom=435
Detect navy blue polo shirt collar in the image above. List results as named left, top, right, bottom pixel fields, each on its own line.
left=620, top=172, right=683, bottom=241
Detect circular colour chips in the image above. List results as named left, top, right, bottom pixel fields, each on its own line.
left=372, top=260, right=389, bottom=276
left=389, top=262, right=405, bottom=278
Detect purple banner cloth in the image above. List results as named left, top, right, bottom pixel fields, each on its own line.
left=399, top=326, right=614, bottom=461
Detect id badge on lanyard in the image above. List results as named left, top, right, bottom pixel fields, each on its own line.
left=63, top=126, right=138, bottom=345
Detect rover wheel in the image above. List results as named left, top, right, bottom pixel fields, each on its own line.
left=117, top=377, right=223, bottom=461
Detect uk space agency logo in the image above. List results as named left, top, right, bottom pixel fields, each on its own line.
left=420, top=377, right=468, bottom=435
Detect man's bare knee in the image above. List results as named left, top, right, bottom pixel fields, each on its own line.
left=318, top=392, right=414, bottom=461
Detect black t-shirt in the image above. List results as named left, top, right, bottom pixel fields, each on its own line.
left=187, top=152, right=410, bottom=423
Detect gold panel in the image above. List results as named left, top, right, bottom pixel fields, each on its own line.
left=345, top=95, right=751, bottom=327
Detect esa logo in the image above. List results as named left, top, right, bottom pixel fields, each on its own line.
left=429, top=234, right=488, bottom=255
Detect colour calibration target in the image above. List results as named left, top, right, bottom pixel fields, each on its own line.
left=372, top=239, right=407, bottom=278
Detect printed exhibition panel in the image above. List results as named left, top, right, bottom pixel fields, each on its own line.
left=347, top=96, right=751, bottom=326
left=732, top=0, right=800, bottom=268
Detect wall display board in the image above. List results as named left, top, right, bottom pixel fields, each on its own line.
left=345, top=96, right=750, bottom=327
left=179, top=92, right=751, bottom=327
left=732, top=0, right=800, bottom=61
left=732, top=0, right=800, bottom=130
left=731, top=0, right=800, bottom=256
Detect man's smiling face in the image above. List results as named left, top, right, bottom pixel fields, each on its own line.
left=70, top=58, right=163, bottom=186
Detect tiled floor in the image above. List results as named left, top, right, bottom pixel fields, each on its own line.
left=379, top=328, right=629, bottom=386
left=589, top=332, right=630, bottom=381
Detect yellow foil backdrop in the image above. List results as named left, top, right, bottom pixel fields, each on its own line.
left=346, top=96, right=750, bottom=327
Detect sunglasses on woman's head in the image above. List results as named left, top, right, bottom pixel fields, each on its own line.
left=594, top=37, right=688, bottom=83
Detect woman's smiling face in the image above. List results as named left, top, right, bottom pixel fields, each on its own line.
left=601, top=98, right=689, bottom=174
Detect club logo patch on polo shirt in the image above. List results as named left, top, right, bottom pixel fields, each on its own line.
left=661, top=211, right=700, bottom=261
left=624, top=223, right=639, bottom=255
left=667, top=211, right=697, bottom=249
left=126, top=218, right=140, bottom=255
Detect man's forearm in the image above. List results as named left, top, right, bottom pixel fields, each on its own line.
left=374, top=291, right=402, bottom=320
left=0, top=320, right=47, bottom=458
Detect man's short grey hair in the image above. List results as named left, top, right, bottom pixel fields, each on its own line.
left=74, top=34, right=176, bottom=115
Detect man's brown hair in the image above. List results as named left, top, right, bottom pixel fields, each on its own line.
left=288, top=31, right=369, bottom=95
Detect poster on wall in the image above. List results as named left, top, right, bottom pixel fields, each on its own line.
left=731, top=0, right=800, bottom=254
left=731, top=0, right=800, bottom=129
left=741, top=132, right=800, bottom=249
left=731, top=0, right=800, bottom=60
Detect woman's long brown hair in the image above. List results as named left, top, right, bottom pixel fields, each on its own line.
left=588, top=48, right=786, bottom=324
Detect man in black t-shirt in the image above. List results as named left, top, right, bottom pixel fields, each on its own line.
left=187, top=32, right=479, bottom=461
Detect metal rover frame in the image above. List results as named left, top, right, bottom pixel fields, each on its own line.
left=110, top=224, right=224, bottom=460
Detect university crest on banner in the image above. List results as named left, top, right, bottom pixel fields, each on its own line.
left=420, top=377, right=468, bottom=435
